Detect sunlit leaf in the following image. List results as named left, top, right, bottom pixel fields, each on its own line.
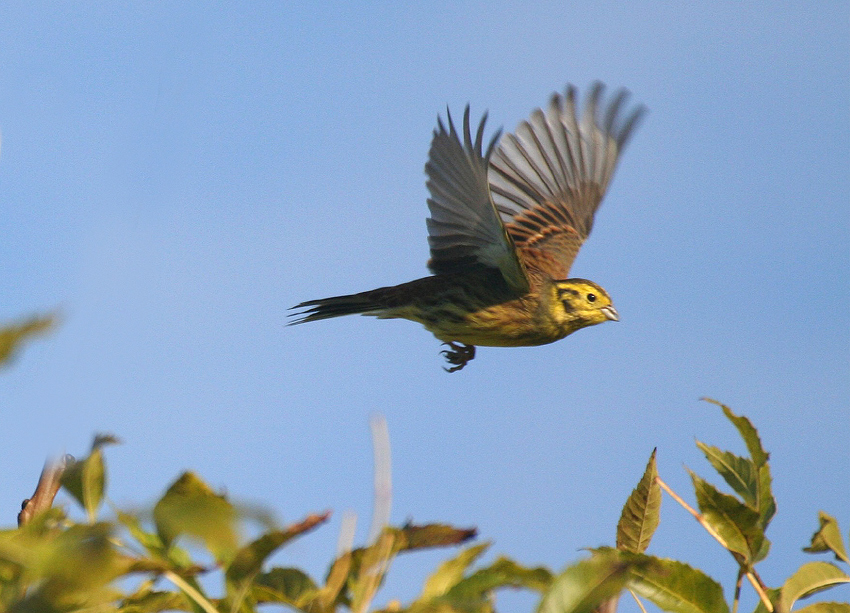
left=804, top=512, right=849, bottom=564
left=227, top=511, right=330, bottom=582
left=536, top=551, right=635, bottom=613
left=689, top=471, right=765, bottom=562
left=702, top=399, right=769, bottom=466
left=617, top=449, right=661, bottom=554
left=252, top=567, right=319, bottom=606
left=628, top=556, right=730, bottom=613
left=780, top=561, right=850, bottom=609
left=350, top=531, right=397, bottom=613
left=446, top=556, right=553, bottom=600
left=794, top=604, right=850, bottom=613
left=394, top=523, right=478, bottom=551
left=0, top=313, right=54, bottom=368
left=118, top=589, right=192, bottom=612
left=153, top=472, right=239, bottom=564
left=696, top=442, right=756, bottom=506
left=421, top=542, right=490, bottom=599
left=60, top=435, right=119, bottom=522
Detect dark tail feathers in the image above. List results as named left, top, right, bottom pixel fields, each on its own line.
left=289, top=291, right=388, bottom=324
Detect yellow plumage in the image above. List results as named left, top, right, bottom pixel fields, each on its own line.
left=292, top=83, right=644, bottom=371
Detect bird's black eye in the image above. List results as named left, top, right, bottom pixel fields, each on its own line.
left=587, top=293, right=597, bottom=302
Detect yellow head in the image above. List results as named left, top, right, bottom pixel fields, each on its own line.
left=545, top=279, right=619, bottom=336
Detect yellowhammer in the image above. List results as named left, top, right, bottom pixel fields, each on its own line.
left=291, top=83, right=645, bottom=371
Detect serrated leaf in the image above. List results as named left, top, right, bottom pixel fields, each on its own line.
left=794, top=604, right=850, bottom=613
left=781, top=561, right=850, bottom=608
left=421, top=542, right=490, bottom=599
left=0, top=313, right=55, bottom=368
left=628, top=555, right=730, bottom=613
left=536, top=551, right=634, bottom=613
left=153, top=472, right=239, bottom=563
left=695, top=442, right=776, bottom=533
left=690, top=471, right=765, bottom=561
left=702, top=399, right=769, bottom=466
left=696, top=442, right=757, bottom=506
left=804, top=512, right=849, bottom=564
left=756, top=464, right=776, bottom=530
left=617, top=449, right=661, bottom=554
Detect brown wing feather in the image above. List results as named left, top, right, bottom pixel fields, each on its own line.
left=488, top=83, right=645, bottom=279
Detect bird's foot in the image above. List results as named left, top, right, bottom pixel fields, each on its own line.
left=440, top=342, right=476, bottom=373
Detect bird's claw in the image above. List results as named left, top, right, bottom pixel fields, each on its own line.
left=440, top=342, right=476, bottom=373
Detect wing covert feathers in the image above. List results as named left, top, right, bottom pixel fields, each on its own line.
left=488, top=83, right=645, bottom=278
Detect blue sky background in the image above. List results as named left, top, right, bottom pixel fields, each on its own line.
left=1, top=2, right=848, bottom=610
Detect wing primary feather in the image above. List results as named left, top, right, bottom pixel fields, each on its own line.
left=487, top=81, right=645, bottom=279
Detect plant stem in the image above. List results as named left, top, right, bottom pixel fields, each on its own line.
left=655, top=477, right=774, bottom=612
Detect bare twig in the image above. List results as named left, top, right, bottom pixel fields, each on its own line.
left=18, top=454, right=74, bottom=526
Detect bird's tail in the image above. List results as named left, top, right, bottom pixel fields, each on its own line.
left=289, top=289, right=393, bottom=324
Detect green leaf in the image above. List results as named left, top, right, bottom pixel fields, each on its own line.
left=702, top=399, right=769, bottom=466
left=696, top=442, right=776, bottom=531
left=350, top=531, right=398, bottom=613
left=536, top=551, right=635, bottom=613
left=393, top=523, right=479, bottom=551
left=617, top=449, right=661, bottom=554
left=252, top=567, right=319, bottom=606
left=60, top=435, right=119, bottom=522
left=227, top=514, right=328, bottom=582
left=756, top=464, right=777, bottom=530
left=781, top=561, right=850, bottom=608
left=628, top=556, right=730, bottom=613
left=421, top=542, right=490, bottom=599
left=794, top=605, right=850, bottom=613
left=119, top=589, right=192, bottom=613
left=0, top=313, right=54, bottom=368
left=696, top=442, right=757, bottom=506
left=689, top=471, right=765, bottom=562
left=446, top=556, right=554, bottom=600
left=804, top=512, right=849, bottom=564
left=153, top=472, right=239, bottom=564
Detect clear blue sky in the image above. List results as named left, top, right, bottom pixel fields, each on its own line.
left=1, top=3, right=847, bottom=610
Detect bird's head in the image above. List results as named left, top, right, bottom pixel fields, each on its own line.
left=545, top=279, right=619, bottom=334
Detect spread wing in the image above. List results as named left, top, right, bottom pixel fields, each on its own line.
left=488, top=83, right=646, bottom=279
left=425, top=107, right=530, bottom=294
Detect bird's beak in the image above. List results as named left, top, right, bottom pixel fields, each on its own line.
left=601, top=305, right=620, bottom=322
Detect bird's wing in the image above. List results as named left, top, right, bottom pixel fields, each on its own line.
left=425, top=107, right=530, bottom=294
left=488, top=83, right=645, bottom=279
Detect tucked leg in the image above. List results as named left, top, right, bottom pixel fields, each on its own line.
left=440, top=342, right=476, bottom=372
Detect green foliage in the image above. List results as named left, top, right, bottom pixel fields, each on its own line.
left=0, top=313, right=55, bottom=368
left=1, top=344, right=847, bottom=613
left=616, top=449, right=660, bottom=554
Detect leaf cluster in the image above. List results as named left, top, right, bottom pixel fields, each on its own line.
left=1, top=318, right=847, bottom=611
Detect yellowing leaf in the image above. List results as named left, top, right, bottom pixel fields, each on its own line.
left=781, top=561, right=850, bottom=609
left=0, top=313, right=54, bottom=368
left=804, top=512, right=849, bottom=564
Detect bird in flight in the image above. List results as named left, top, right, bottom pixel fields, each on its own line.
left=291, top=83, right=645, bottom=371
